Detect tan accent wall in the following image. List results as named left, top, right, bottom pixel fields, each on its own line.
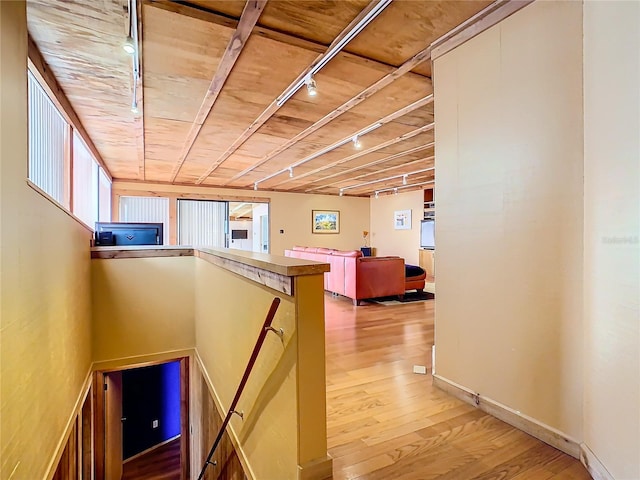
left=91, top=256, right=196, bottom=362
left=194, top=258, right=329, bottom=479
left=583, top=2, right=640, bottom=478
left=369, top=189, right=423, bottom=265
left=434, top=0, right=584, bottom=439
left=112, top=181, right=370, bottom=255
left=195, top=259, right=298, bottom=479
left=0, top=2, right=93, bottom=478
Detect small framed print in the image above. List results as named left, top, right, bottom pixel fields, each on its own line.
left=394, top=209, right=411, bottom=230
left=312, top=210, right=340, bottom=234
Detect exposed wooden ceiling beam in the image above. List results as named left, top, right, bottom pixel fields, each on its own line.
left=305, top=145, right=435, bottom=192
left=309, top=156, right=435, bottom=194
left=194, top=0, right=413, bottom=185
left=169, top=0, right=268, bottom=182
left=227, top=94, right=433, bottom=186
left=27, top=36, right=113, bottom=181
left=270, top=123, right=434, bottom=188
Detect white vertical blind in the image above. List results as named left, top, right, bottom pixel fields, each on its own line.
left=177, top=199, right=227, bottom=247
left=98, top=169, right=112, bottom=222
left=119, top=196, right=169, bottom=244
left=28, top=71, right=67, bottom=205
left=72, top=132, right=99, bottom=227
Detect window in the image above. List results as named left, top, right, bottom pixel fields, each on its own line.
left=27, top=70, right=112, bottom=229
left=119, top=196, right=170, bottom=244
left=177, top=199, right=227, bottom=247
left=28, top=71, right=67, bottom=206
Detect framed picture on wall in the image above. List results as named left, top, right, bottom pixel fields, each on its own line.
left=394, top=209, right=412, bottom=230
left=312, top=210, right=340, bottom=234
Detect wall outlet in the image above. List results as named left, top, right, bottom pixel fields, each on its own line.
left=152, top=419, right=158, bottom=428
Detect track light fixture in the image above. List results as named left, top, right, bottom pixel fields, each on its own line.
left=352, top=135, right=362, bottom=149
left=374, top=191, right=379, bottom=199
left=123, top=36, right=135, bottom=55
left=403, top=174, right=408, bottom=185
left=289, top=167, right=294, bottom=178
left=305, top=75, right=317, bottom=96
left=275, top=0, right=392, bottom=107
left=131, top=99, right=139, bottom=114
left=339, top=189, right=344, bottom=196
left=394, top=187, right=398, bottom=195
left=254, top=182, right=258, bottom=191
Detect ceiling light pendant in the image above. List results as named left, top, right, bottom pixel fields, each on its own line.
left=123, top=36, right=136, bottom=55
left=352, top=135, right=362, bottom=149
left=289, top=167, right=294, bottom=178
left=305, top=75, right=317, bottom=97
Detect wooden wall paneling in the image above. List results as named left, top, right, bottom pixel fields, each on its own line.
left=81, top=389, right=93, bottom=480
left=169, top=0, right=269, bottom=182
left=169, top=196, right=178, bottom=245
left=52, top=421, right=78, bottom=480
left=180, top=357, right=190, bottom=480
left=93, top=372, right=106, bottom=480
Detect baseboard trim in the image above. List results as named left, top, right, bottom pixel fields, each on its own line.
left=432, top=374, right=580, bottom=458
left=298, top=455, right=333, bottom=480
left=123, top=434, right=181, bottom=464
left=580, top=443, right=614, bottom=480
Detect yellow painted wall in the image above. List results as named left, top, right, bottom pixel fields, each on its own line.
left=91, top=257, right=195, bottom=362
left=583, top=2, right=640, bottom=477
left=369, top=189, right=423, bottom=265
left=113, top=181, right=370, bottom=255
left=194, top=259, right=298, bottom=479
left=434, top=1, right=584, bottom=439
left=0, top=2, right=93, bottom=478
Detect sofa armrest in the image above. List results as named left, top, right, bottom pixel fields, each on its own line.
left=345, top=257, right=405, bottom=301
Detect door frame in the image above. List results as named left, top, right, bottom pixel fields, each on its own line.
left=93, top=356, right=190, bottom=480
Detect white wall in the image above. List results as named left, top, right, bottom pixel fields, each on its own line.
left=369, top=189, right=423, bottom=265
left=434, top=1, right=584, bottom=439
left=252, top=202, right=269, bottom=253
left=583, top=2, right=640, bottom=478
left=229, top=219, right=252, bottom=251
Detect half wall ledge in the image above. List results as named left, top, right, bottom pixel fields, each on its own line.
left=91, top=246, right=330, bottom=297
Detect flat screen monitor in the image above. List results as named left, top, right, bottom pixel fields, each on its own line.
left=94, top=222, right=164, bottom=246
left=420, top=220, right=435, bottom=249
left=231, top=229, right=248, bottom=240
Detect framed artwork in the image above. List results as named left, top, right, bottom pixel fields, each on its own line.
left=312, top=210, right=340, bottom=234
left=394, top=209, right=412, bottom=230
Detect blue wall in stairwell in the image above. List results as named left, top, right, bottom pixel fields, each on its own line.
left=122, top=361, right=181, bottom=459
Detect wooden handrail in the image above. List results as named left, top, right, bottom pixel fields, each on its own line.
left=198, top=297, right=282, bottom=480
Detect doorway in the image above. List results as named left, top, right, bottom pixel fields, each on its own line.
left=95, top=358, right=189, bottom=480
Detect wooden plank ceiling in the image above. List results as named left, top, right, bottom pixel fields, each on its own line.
left=27, top=0, right=492, bottom=197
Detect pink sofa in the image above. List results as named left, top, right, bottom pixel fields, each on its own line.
left=285, top=246, right=406, bottom=305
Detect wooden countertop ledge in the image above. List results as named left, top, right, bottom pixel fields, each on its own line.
left=91, top=245, right=329, bottom=277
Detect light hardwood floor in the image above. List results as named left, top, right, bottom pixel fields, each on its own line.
left=325, top=294, right=591, bottom=480
left=121, top=438, right=181, bottom=480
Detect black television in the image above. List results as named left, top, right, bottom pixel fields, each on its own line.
left=420, top=220, right=435, bottom=249
left=94, top=222, right=164, bottom=246
left=231, top=229, right=248, bottom=240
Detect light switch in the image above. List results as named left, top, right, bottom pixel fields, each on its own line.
left=152, top=419, right=159, bottom=428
